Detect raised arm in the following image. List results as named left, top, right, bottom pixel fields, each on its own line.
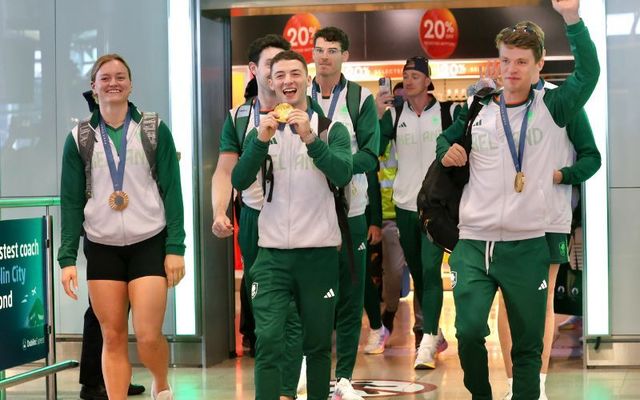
left=544, top=0, right=600, bottom=126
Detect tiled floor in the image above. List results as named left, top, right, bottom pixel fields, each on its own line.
left=4, top=292, right=639, bottom=399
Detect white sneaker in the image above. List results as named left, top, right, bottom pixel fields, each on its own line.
left=502, top=378, right=512, bottom=400
left=502, top=379, right=546, bottom=400
left=364, top=325, right=390, bottom=354
left=435, top=329, right=448, bottom=354
left=296, top=356, right=307, bottom=397
left=151, top=382, right=173, bottom=400
left=539, top=380, right=548, bottom=400
left=414, top=328, right=447, bottom=369
left=332, top=377, right=363, bottom=400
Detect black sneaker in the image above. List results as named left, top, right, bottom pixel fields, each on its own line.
left=128, top=383, right=146, bottom=396
left=79, top=385, right=108, bottom=400
left=242, top=335, right=256, bottom=358
left=80, top=383, right=145, bottom=399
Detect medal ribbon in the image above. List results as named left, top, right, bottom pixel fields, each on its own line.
left=253, top=98, right=261, bottom=127
left=99, top=108, right=131, bottom=193
left=311, top=79, right=344, bottom=120
left=499, top=93, right=533, bottom=174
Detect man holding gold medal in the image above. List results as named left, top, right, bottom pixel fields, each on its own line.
left=232, top=49, right=352, bottom=400
left=436, top=0, right=599, bottom=398
left=58, top=54, right=185, bottom=400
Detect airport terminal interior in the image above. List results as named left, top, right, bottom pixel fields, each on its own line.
left=1, top=0, right=640, bottom=399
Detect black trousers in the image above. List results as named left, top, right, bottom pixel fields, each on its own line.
left=239, top=275, right=256, bottom=346
left=79, top=303, right=103, bottom=386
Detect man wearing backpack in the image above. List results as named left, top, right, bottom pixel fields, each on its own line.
left=306, top=26, right=379, bottom=400
left=377, top=56, right=454, bottom=370
left=211, top=34, right=290, bottom=358
left=437, top=0, right=598, bottom=397
left=231, top=49, right=353, bottom=400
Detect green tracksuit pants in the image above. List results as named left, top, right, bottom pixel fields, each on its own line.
left=241, top=207, right=304, bottom=397
left=280, top=215, right=368, bottom=388
left=280, top=300, right=303, bottom=397
left=395, top=207, right=444, bottom=335
left=249, top=247, right=339, bottom=400
left=449, top=238, right=550, bottom=400
left=335, top=214, right=369, bottom=379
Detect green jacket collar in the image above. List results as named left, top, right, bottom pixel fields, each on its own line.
left=89, top=102, right=142, bottom=129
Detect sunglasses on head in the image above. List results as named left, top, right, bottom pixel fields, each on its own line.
left=510, top=24, right=535, bottom=34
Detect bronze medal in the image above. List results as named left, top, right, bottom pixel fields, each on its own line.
left=108, top=191, right=129, bottom=211
left=514, top=172, right=525, bottom=193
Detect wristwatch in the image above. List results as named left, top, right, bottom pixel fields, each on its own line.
left=302, top=128, right=316, bottom=144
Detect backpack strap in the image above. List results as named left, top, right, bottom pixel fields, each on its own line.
left=261, top=155, right=274, bottom=203
left=318, top=115, right=332, bottom=139
left=345, top=80, right=361, bottom=131
left=392, top=104, right=403, bottom=139
left=439, top=101, right=454, bottom=131
left=460, top=95, right=486, bottom=153
left=234, top=97, right=254, bottom=152
left=77, top=119, right=96, bottom=198
left=233, top=97, right=254, bottom=214
left=318, top=116, right=356, bottom=282
left=139, top=112, right=159, bottom=182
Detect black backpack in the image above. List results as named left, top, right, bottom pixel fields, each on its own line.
left=417, top=95, right=486, bottom=252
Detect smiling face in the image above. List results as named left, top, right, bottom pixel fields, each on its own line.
left=498, top=43, right=543, bottom=97
left=269, top=58, right=309, bottom=110
left=91, top=59, right=132, bottom=106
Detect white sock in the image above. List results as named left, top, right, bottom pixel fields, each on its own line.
left=507, top=377, right=513, bottom=389
left=539, top=373, right=547, bottom=385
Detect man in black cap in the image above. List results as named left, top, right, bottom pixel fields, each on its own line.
left=376, top=56, right=455, bottom=370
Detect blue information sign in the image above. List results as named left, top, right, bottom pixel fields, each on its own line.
left=0, top=217, right=48, bottom=370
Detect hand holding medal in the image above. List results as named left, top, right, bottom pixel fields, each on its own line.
left=274, top=102, right=293, bottom=123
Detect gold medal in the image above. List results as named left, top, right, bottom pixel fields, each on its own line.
left=274, top=103, right=293, bottom=123
left=108, top=191, right=129, bottom=211
left=514, top=172, right=525, bottom=193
